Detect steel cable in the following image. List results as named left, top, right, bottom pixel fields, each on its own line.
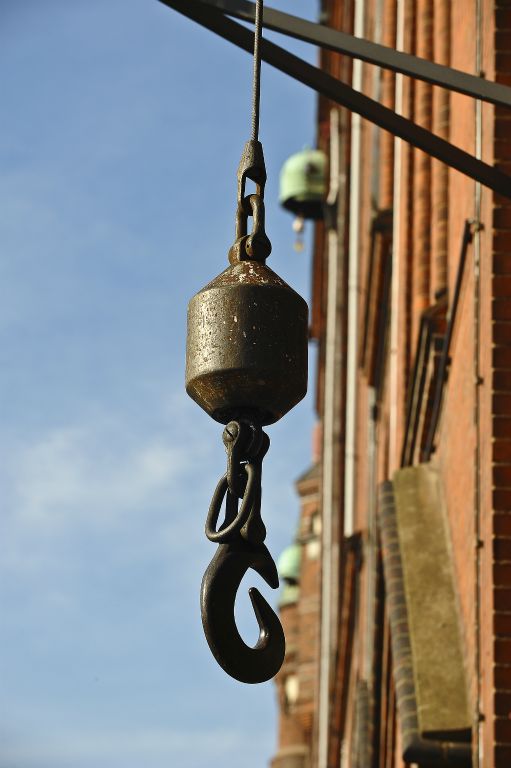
left=251, top=0, right=263, bottom=141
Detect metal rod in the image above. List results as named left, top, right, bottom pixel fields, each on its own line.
left=187, top=0, right=511, bottom=109
left=422, top=220, right=474, bottom=459
left=401, top=312, right=434, bottom=467
left=160, top=0, right=511, bottom=199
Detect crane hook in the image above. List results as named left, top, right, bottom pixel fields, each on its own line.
left=200, top=418, right=285, bottom=683
left=200, top=537, right=285, bottom=684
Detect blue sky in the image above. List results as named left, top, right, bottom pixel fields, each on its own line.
left=0, top=2, right=317, bottom=766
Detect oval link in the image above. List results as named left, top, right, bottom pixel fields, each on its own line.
left=205, top=464, right=257, bottom=543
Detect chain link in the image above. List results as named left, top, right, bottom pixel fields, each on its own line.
left=205, top=419, right=269, bottom=545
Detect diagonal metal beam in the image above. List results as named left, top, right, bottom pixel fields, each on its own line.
left=192, top=0, right=511, bottom=109
left=159, top=0, right=511, bottom=199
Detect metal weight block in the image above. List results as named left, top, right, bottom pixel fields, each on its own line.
left=186, top=260, right=308, bottom=425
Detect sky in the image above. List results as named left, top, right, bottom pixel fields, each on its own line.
left=0, top=1, right=318, bottom=767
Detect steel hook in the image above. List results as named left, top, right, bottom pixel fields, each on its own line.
left=200, top=537, right=285, bottom=684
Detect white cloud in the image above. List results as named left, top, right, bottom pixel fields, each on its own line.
left=0, top=395, right=220, bottom=586
left=7, top=421, right=196, bottom=528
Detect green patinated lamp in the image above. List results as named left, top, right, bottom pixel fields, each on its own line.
left=279, top=148, right=327, bottom=251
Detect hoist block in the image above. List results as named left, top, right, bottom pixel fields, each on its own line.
left=186, top=260, right=308, bottom=426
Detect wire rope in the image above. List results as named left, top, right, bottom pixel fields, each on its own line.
left=251, top=0, right=264, bottom=141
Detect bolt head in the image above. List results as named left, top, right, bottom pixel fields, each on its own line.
left=223, top=422, right=240, bottom=443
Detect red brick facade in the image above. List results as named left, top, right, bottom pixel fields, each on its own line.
left=271, top=1, right=511, bottom=766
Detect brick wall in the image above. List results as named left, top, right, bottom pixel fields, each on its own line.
left=490, top=4, right=511, bottom=763
left=271, top=462, right=321, bottom=767
left=270, top=0, right=511, bottom=765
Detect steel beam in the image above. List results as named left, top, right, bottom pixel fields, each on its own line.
left=191, top=0, right=511, bottom=109
left=159, top=0, right=511, bottom=199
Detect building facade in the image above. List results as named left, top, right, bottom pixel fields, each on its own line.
left=272, top=1, right=511, bottom=766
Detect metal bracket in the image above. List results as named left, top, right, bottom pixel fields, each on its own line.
left=159, top=0, right=511, bottom=199
left=184, top=0, right=511, bottom=109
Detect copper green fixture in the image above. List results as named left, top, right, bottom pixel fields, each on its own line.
left=277, top=542, right=301, bottom=584
left=277, top=542, right=301, bottom=608
left=279, top=148, right=327, bottom=221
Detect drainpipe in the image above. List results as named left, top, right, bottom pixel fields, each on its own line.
left=474, top=0, right=482, bottom=764
left=364, top=0, right=385, bottom=688
left=344, top=0, right=365, bottom=538
left=412, top=0, right=433, bottom=342
left=431, top=0, right=450, bottom=298
left=389, top=0, right=405, bottom=471
left=318, top=106, right=343, bottom=768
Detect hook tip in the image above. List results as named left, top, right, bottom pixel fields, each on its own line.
left=201, top=543, right=285, bottom=684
